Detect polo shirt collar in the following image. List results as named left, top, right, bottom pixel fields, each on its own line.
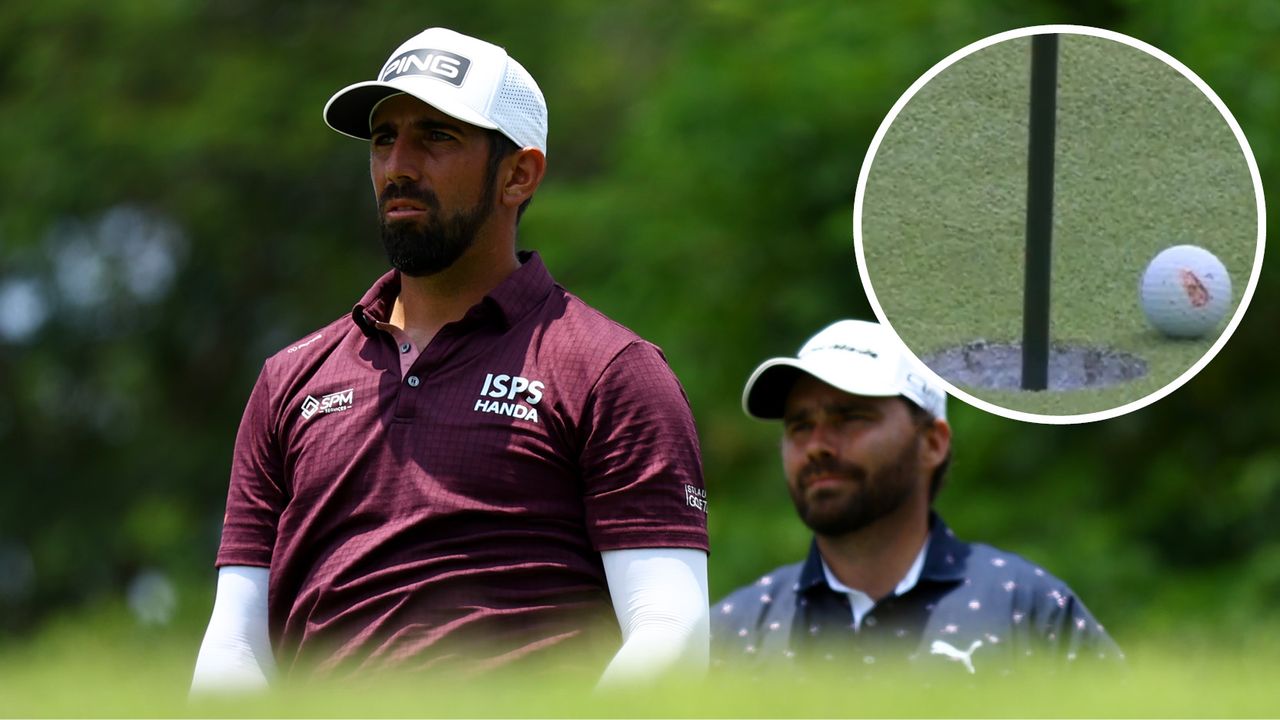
left=799, top=512, right=968, bottom=596
left=351, top=269, right=399, bottom=334
left=350, top=250, right=555, bottom=334
left=486, top=251, right=555, bottom=326
left=918, top=512, right=969, bottom=583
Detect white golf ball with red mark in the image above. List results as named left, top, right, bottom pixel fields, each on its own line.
left=1139, top=245, right=1232, bottom=338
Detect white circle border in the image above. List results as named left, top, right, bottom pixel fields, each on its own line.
left=852, top=24, right=1267, bottom=426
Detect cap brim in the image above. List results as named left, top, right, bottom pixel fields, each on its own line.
left=322, top=80, right=499, bottom=140
left=741, top=357, right=903, bottom=420
left=742, top=361, right=807, bottom=419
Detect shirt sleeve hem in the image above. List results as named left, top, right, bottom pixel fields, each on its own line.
left=593, top=531, right=709, bottom=554
left=214, top=548, right=272, bottom=569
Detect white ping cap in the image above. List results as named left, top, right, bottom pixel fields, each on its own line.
left=323, top=27, right=547, bottom=154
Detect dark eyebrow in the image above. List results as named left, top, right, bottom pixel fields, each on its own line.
left=827, top=400, right=880, bottom=415
left=369, top=119, right=468, bottom=138
left=782, top=408, right=812, bottom=425
left=413, top=119, right=466, bottom=135
left=784, top=400, right=880, bottom=425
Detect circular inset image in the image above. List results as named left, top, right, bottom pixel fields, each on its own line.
left=854, top=25, right=1264, bottom=424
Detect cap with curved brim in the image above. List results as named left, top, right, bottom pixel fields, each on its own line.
left=323, top=78, right=500, bottom=140
left=742, top=354, right=904, bottom=420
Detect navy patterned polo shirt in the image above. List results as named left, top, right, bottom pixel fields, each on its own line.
left=711, top=514, right=1121, bottom=678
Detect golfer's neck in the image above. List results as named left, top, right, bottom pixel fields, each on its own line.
left=393, top=243, right=520, bottom=348
left=816, top=504, right=929, bottom=602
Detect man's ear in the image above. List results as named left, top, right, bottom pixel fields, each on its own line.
left=921, top=418, right=951, bottom=475
left=500, top=148, right=546, bottom=210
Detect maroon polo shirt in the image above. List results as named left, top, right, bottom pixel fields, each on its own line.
left=216, top=251, right=708, bottom=677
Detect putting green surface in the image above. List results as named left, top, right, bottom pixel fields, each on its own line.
left=859, top=33, right=1259, bottom=418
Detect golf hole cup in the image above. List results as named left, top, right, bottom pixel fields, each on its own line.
left=1139, top=245, right=1232, bottom=339
left=854, top=25, right=1264, bottom=421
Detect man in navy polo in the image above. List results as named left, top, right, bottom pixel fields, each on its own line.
left=712, top=320, right=1119, bottom=677
left=192, top=28, right=709, bottom=690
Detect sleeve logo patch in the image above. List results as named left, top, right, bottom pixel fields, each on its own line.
left=685, top=485, right=708, bottom=514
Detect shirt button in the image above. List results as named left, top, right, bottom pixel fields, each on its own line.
left=406, top=375, right=421, bottom=387
left=400, top=342, right=411, bottom=354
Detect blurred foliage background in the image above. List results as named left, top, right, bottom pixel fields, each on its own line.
left=0, top=0, right=1276, bottom=698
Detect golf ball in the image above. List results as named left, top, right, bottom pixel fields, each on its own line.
left=1139, top=245, right=1232, bottom=338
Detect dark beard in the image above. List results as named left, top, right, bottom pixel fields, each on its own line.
left=377, top=181, right=494, bottom=277
left=789, top=437, right=920, bottom=537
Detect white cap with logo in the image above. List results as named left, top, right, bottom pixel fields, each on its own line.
left=323, top=27, right=548, bottom=154
left=742, top=319, right=947, bottom=421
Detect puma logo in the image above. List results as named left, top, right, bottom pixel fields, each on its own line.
left=930, top=639, right=983, bottom=674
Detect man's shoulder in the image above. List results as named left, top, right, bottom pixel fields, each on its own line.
left=711, top=561, right=806, bottom=654
left=962, top=538, right=1064, bottom=576
left=961, top=539, right=1074, bottom=590
left=714, top=561, right=805, bottom=615
left=261, top=313, right=356, bottom=371
left=244, top=314, right=363, bottom=409
left=545, top=284, right=654, bottom=355
left=527, top=284, right=677, bottom=389
left=951, top=536, right=1122, bottom=658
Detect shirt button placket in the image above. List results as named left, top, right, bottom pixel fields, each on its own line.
left=394, top=367, right=424, bottom=420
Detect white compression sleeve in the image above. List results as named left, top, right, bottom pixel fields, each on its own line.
left=597, top=547, right=709, bottom=688
left=190, top=565, right=276, bottom=693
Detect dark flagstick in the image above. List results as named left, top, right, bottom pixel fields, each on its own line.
left=1021, top=33, right=1059, bottom=391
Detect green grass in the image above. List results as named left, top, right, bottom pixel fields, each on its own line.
left=4, top=641, right=1280, bottom=717
left=860, top=33, right=1258, bottom=417
left=3, top=603, right=1280, bottom=717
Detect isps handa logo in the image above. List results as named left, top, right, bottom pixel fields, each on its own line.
left=300, top=388, right=354, bottom=420
left=475, top=372, right=544, bottom=423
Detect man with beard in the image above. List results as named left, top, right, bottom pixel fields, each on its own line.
left=711, top=320, right=1119, bottom=678
left=191, top=28, right=708, bottom=691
